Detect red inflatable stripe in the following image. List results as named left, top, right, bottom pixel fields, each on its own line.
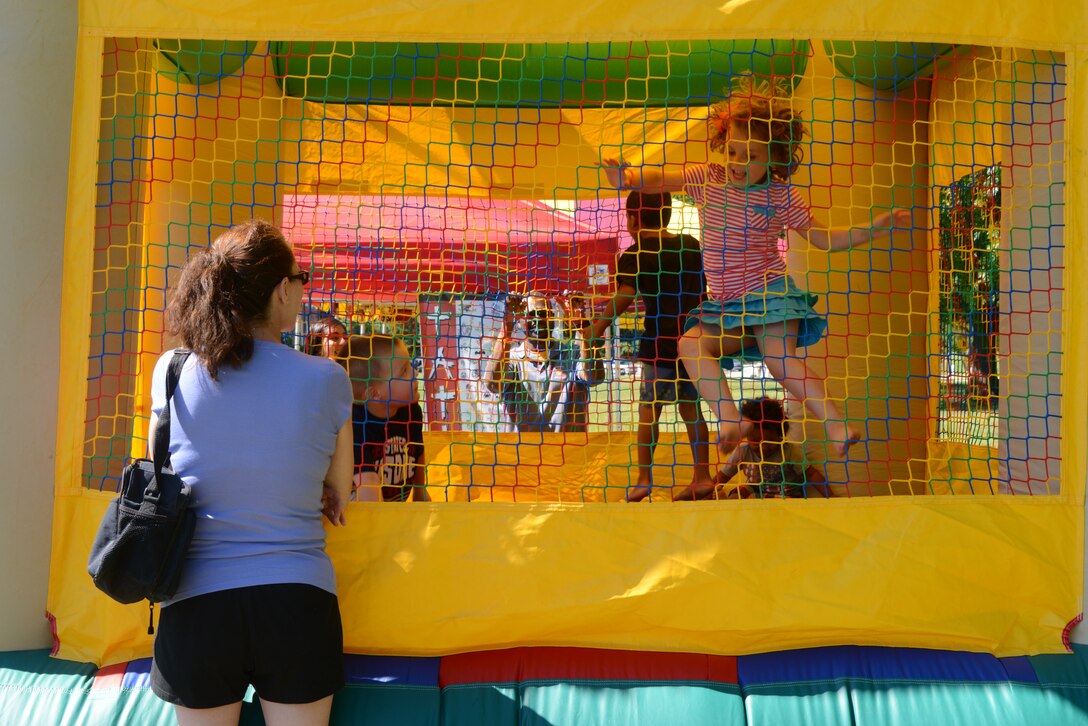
left=439, top=647, right=738, bottom=687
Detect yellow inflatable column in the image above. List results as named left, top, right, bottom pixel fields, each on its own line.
left=786, top=47, right=931, bottom=494
left=131, top=45, right=291, bottom=450
left=927, top=49, right=1003, bottom=493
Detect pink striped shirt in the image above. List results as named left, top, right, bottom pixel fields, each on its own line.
left=683, top=163, right=813, bottom=300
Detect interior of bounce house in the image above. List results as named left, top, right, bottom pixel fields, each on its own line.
left=1, top=0, right=1087, bottom=723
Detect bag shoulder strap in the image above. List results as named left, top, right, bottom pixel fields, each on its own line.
left=151, top=349, right=192, bottom=477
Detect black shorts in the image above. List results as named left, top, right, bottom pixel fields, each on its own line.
left=151, top=584, right=344, bottom=709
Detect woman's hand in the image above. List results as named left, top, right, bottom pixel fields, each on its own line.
left=322, top=481, right=347, bottom=526
left=321, top=419, right=353, bottom=525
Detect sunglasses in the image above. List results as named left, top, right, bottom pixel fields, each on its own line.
left=286, top=270, right=310, bottom=285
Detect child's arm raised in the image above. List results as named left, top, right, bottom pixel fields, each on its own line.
left=802, top=208, right=914, bottom=252
left=601, top=156, right=686, bottom=193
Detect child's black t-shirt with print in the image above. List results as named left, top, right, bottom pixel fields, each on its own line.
left=352, top=402, right=425, bottom=502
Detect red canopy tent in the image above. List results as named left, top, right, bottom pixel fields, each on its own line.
left=282, top=194, right=624, bottom=302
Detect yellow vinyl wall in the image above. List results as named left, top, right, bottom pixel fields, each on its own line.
left=48, top=0, right=1088, bottom=665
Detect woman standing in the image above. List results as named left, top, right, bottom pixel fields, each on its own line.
left=148, top=220, right=354, bottom=725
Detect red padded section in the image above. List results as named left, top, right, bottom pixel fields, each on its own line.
left=439, top=646, right=738, bottom=686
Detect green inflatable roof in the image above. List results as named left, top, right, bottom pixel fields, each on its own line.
left=153, top=39, right=960, bottom=101
left=153, top=40, right=810, bottom=106
left=154, top=39, right=257, bottom=86
left=822, top=40, right=958, bottom=90
left=270, top=40, right=808, bottom=106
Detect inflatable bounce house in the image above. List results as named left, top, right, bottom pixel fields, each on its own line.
left=2, top=0, right=1088, bottom=723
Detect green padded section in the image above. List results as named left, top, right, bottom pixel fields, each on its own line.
left=440, top=684, right=519, bottom=725
left=745, top=680, right=1077, bottom=726
left=1030, top=644, right=1088, bottom=686
left=8, top=649, right=1088, bottom=725
left=155, top=39, right=257, bottom=85
left=744, top=683, right=854, bottom=724
left=822, top=41, right=957, bottom=90
left=270, top=40, right=809, bottom=106
left=522, top=683, right=743, bottom=725
left=440, top=682, right=742, bottom=726
left=847, top=682, right=1064, bottom=726
left=0, top=650, right=173, bottom=725
left=333, top=684, right=440, bottom=725
left=1027, top=644, right=1088, bottom=723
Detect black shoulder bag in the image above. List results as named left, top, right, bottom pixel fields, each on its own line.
left=87, top=349, right=196, bottom=633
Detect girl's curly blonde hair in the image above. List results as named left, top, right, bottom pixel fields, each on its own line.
left=708, top=75, right=806, bottom=182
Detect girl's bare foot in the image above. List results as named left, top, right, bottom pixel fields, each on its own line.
left=626, top=485, right=653, bottom=502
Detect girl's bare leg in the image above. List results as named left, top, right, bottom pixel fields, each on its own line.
left=756, top=320, right=861, bottom=458
left=677, top=400, right=712, bottom=488
left=678, top=323, right=750, bottom=496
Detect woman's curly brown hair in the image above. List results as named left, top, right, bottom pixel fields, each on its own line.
left=708, top=75, right=806, bottom=182
left=166, top=219, right=296, bottom=379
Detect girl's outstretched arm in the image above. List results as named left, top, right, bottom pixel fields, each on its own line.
left=601, top=156, right=686, bottom=193
left=803, top=208, right=914, bottom=251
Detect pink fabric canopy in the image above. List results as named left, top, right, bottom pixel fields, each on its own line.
left=283, top=194, right=624, bottom=300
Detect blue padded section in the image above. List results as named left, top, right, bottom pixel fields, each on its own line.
left=120, top=655, right=444, bottom=690
left=344, top=655, right=441, bottom=688
left=999, top=656, right=1039, bottom=684
left=121, top=658, right=152, bottom=689
left=739, top=646, right=1012, bottom=685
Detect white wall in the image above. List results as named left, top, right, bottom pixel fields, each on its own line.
left=0, top=0, right=76, bottom=649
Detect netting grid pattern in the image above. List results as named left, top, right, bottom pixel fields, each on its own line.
left=84, top=40, right=1065, bottom=500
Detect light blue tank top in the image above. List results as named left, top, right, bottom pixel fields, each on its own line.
left=151, top=341, right=352, bottom=605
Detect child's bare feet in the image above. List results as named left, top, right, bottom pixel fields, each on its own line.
left=672, top=484, right=718, bottom=501
left=721, top=485, right=753, bottom=500
left=672, top=474, right=719, bottom=501
left=827, top=422, right=862, bottom=458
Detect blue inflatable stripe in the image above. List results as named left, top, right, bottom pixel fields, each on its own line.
left=121, top=658, right=153, bottom=689
left=999, top=656, right=1039, bottom=684
left=344, top=655, right=441, bottom=688
left=118, top=654, right=443, bottom=690
left=739, top=646, right=1014, bottom=685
